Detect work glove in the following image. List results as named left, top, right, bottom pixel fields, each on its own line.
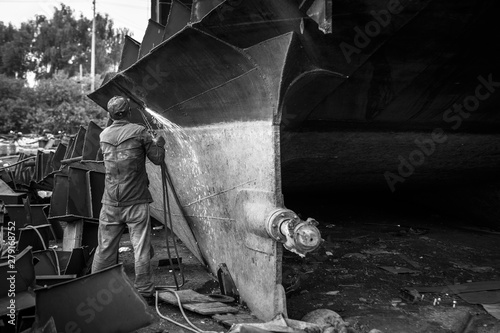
left=153, top=136, right=165, bottom=148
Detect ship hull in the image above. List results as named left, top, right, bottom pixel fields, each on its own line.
left=88, top=0, right=500, bottom=319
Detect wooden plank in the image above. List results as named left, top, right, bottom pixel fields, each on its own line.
left=212, top=313, right=263, bottom=327
left=158, top=289, right=239, bottom=315
left=183, top=302, right=239, bottom=315
left=159, top=289, right=216, bottom=303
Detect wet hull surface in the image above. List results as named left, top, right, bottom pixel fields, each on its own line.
left=88, top=0, right=500, bottom=319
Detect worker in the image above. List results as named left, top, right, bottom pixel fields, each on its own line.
left=91, top=96, right=165, bottom=304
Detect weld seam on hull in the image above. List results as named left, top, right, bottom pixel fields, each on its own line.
left=151, top=206, right=236, bottom=221
left=214, top=17, right=302, bottom=28
left=162, top=67, right=258, bottom=113
left=183, top=178, right=257, bottom=207
left=182, top=215, right=236, bottom=221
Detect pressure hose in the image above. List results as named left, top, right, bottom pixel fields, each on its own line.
left=154, top=161, right=220, bottom=333
left=159, top=161, right=185, bottom=289
left=137, top=106, right=219, bottom=332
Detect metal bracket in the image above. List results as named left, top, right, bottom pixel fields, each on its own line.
left=266, top=208, right=322, bottom=257
left=217, top=263, right=240, bottom=302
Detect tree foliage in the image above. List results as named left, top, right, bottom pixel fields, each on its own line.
left=0, top=74, right=108, bottom=135
left=0, top=3, right=128, bottom=135
left=0, top=75, right=32, bottom=133
left=0, top=3, right=128, bottom=78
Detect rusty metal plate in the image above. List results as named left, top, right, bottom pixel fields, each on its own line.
left=35, top=264, right=155, bottom=333
left=87, top=171, right=104, bottom=219
left=0, top=247, right=36, bottom=316
left=118, top=35, right=141, bottom=71
left=163, top=0, right=191, bottom=41
left=66, top=167, right=90, bottom=218
left=52, top=143, right=67, bottom=170
left=138, top=19, right=165, bottom=59
left=81, top=121, right=103, bottom=161
left=48, top=174, right=68, bottom=219
left=70, top=126, right=87, bottom=159
left=0, top=246, right=35, bottom=297
left=63, top=137, right=75, bottom=160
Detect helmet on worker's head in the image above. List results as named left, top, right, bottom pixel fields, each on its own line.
left=107, top=96, right=131, bottom=120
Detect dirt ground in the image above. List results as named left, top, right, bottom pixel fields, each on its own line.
left=116, top=191, right=500, bottom=333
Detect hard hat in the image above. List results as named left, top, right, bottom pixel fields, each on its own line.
left=107, top=96, right=130, bottom=119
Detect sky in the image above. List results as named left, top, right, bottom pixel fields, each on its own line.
left=0, top=0, right=151, bottom=39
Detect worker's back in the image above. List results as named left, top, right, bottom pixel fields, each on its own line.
left=100, top=120, right=155, bottom=207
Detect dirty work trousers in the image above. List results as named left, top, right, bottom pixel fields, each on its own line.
left=91, top=203, right=154, bottom=297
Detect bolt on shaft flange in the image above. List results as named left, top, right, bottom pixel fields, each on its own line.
left=266, top=208, right=322, bottom=257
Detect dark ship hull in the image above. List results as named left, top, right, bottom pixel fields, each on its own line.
left=89, top=0, right=500, bottom=320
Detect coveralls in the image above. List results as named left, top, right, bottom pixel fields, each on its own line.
left=91, top=119, right=165, bottom=297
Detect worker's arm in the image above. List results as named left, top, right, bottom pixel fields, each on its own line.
left=144, top=133, right=165, bottom=165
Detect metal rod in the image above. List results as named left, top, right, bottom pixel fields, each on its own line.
left=91, top=0, right=96, bottom=91
left=0, top=156, right=36, bottom=171
left=60, top=156, right=83, bottom=165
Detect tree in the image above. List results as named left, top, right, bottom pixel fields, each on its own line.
left=33, top=4, right=90, bottom=77
left=27, top=73, right=108, bottom=134
left=0, top=75, right=32, bottom=133
left=0, top=22, right=25, bottom=76
left=0, top=74, right=108, bottom=135
left=0, top=3, right=127, bottom=78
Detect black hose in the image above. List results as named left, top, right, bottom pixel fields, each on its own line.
left=160, top=161, right=185, bottom=289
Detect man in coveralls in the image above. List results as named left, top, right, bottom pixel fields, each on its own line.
left=92, top=96, right=165, bottom=303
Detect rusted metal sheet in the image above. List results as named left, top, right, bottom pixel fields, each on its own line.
left=118, top=35, right=141, bottom=71
left=70, top=126, right=87, bottom=159
left=51, top=143, right=66, bottom=170
left=64, top=246, right=91, bottom=276
left=80, top=219, right=99, bottom=252
left=193, top=0, right=304, bottom=49
left=163, top=0, right=191, bottom=41
left=0, top=247, right=36, bottom=317
left=0, top=246, right=35, bottom=297
left=158, top=289, right=239, bottom=315
left=5, top=203, right=49, bottom=235
left=87, top=171, right=104, bottom=219
left=0, top=192, right=27, bottom=204
left=67, top=167, right=91, bottom=218
left=138, top=19, right=165, bottom=59
left=36, top=275, right=77, bottom=287
left=191, top=0, right=223, bottom=22
left=33, top=250, right=65, bottom=276
left=33, top=247, right=90, bottom=277
left=63, top=137, right=75, bottom=161
left=17, top=224, right=56, bottom=252
left=35, top=150, right=44, bottom=182
left=0, top=178, right=15, bottom=194
left=306, top=0, right=332, bottom=33
left=35, top=264, right=155, bottom=333
left=48, top=174, right=68, bottom=219
left=81, top=121, right=103, bottom=161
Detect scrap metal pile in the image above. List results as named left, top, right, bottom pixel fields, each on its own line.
left=0, top=122, right=156, bottom=332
